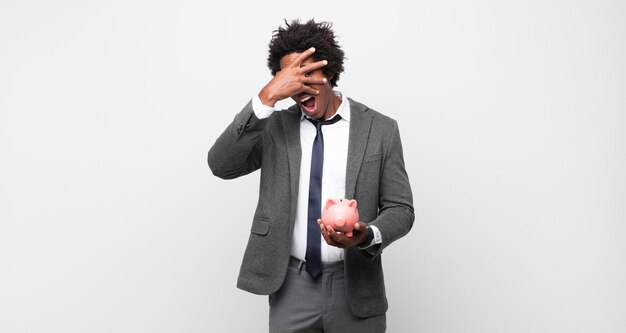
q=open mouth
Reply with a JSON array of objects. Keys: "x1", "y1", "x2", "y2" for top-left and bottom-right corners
[{"x1": 299, "y1": 95, "x2": 316, "y2": 113}]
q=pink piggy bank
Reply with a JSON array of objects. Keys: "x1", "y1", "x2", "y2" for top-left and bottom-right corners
[{"x1": 321, "y1": 198, "x2": 360, "y2": 237}]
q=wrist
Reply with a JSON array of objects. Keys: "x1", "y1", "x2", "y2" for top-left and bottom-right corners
[{"x1": 258, "y1": 89, "x2": 278, "y2": 107}]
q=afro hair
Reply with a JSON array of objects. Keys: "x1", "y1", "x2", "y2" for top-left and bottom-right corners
[{"x1": 267, "y1": 19, "x2": 345, "y2": 87}]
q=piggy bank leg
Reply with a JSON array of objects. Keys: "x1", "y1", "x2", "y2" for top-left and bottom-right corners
[{"x1": 345, "y1": 231, "x2": 353, "y2": 237}]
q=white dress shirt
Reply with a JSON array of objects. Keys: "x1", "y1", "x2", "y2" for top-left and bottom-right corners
[{"x1": 252, "y1": 92, "x2": 382, "y2": 263}]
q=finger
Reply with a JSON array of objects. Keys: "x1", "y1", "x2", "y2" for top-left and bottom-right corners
[
  {"x1": 354, "y1": 221, "x2": 368, "y2": 232},
  {"x1": 321, "y1": 225, "x2": 338, "y2": 246},
  {"x1": 291, "y1": 47, "x2": 316, "y2": 67},
  {"x1": 303, "y1": 77, "x2": 328, "y2": 85},
  {"x1": 300, "y1": 59, "x2": 328, "y2": 74},
  {"x1": 331, "y1": 234, "x2": 347, "y2": 246},
  {"x1": 320, "y1": 222, "x2": 332, "y2": 238},
  {"x1": 324, "y1": 234, "x2": 338, "y2": 247},
  {"x1": 300, "y1": 86, "x2": 320, "y2": 96},
  {"x1": 327, "y1": 230, "x2": 350, "y2": 248},
  {"x1": 327, "y1": 226, "x2": 344, "y2": 242}
]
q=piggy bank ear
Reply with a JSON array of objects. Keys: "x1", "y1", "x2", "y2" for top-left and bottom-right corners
[
  {"x1": 324, "y1": 198, "x2": 338, "y2": 210},
  {"x1": 348, "y1": 199, "x2": 358, "y2": 208}
]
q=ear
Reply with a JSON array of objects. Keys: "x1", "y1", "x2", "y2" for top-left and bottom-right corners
[
  {"x1": 325, "y1": 198, "x2": 338, "y2": 210},
  {"x1": 348, "y1": 199, "x2": 357, "y2": 208}
]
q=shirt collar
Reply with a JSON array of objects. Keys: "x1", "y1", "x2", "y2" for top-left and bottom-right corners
[{"x1": 300, "y1": 91, "x2": 351, "y2": 122}]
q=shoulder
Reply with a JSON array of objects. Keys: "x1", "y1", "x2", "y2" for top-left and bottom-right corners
[
  {"x1": 348, "y1": 98, "x2": 398, "y2": 129},
  {"x1": 267, "y1": 103, "x2": 301, "y2": 121}
]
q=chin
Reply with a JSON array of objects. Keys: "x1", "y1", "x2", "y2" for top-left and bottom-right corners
[
  {"x1": 302, "y1": 108, "x2": 320, "y2": 119},
  {"x1": 310, "y1": 112, "x2": 324, "y2": 120}
]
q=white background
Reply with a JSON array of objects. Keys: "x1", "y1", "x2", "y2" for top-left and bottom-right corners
[{"x1": 1, "y1": 0, "x2": 625, "y2": 332}]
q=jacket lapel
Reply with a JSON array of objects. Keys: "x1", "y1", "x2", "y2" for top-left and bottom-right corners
[
  {"x1": 283, "y1": 106, "x2": 302, "y2": 227},
  {"x1": 345, "y1": 98, "x2": 373, "y2": 199}
]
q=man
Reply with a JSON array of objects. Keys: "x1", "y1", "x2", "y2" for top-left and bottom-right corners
[{"x1": 208, "y1": 19, "x2": 414, "y2": 332}]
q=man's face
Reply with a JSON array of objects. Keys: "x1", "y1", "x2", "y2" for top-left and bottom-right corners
[{"x1": 279, "y1": 52, "x2": 338, "y2": 120}]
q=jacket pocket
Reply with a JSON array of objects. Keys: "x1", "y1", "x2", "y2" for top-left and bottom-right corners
[{"x1": 250, "y1": 217, "x2": 270, "y2": 236}]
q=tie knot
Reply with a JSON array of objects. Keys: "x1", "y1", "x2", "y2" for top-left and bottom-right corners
[{"x1": 307, "y1": 114, "x2": 342, "y2": 129}]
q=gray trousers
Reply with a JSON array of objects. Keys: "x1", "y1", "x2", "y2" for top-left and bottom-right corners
[{"x1": 269, "y1": 257, "x2": 386, "y2": 333}]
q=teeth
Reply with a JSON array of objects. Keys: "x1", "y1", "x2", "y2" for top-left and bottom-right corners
[{"x1": 300, "y1": 96, "x2": 312, "y2": 103}]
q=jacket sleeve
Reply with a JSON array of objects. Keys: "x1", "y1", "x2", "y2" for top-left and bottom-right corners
[
  {"x1": 365, "y1": 120, "x2": 414, "y2": 258},
  {"x1": 207, "y1": 100, "x2": 267, "y2": 179}
]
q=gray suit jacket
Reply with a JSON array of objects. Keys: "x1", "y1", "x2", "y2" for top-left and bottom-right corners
[{"x1": 208, "y1": 98, "x2": 414, "y2": 317}]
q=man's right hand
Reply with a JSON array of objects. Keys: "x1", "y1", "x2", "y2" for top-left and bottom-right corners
[{"x1": 258, "y1": 47, "x2": 329, "y2": 107}]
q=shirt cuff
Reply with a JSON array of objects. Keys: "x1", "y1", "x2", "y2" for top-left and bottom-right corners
[
  {"x1": 358, "y1": 225, "x2": 382, "y2": 249},
  {"x1": 252, "y1": 95, "x2": 275, "y2": 119}
]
